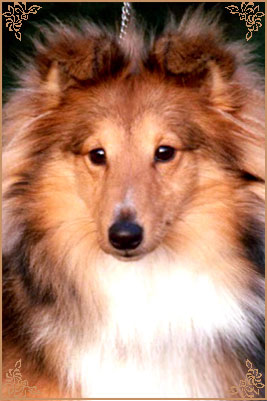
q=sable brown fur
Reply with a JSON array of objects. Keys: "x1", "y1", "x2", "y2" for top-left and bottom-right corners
[{"x1": 2, "y1": 9, "x2": 265, "y2": 398}]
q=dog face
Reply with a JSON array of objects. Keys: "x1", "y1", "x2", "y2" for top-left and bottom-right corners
[
  {"x1": 19, "y1": 73, "x2": 240, "y2": 267},
  {"x1": 26, "y1": 77, "x2": 197, "y2": 261},
  {"x1": 71, "y1": 78, "x2": 202, "y2": 260},
  {"x1": 3, "y1": 20, "x2": 264, "y2": 267}
]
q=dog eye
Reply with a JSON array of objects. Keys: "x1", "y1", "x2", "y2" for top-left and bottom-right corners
[
  {"x1": 89, "y1": 148, "x2": 106, "y2": 165},
  {"x1": 154, "y1": 146, "x2": 176, "y2": 162}
]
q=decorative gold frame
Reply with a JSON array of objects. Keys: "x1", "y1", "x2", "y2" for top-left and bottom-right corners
[
  {"x1": 225, "y1": 1, "x2": 265, "y2": 41},
  {"x1": 5, "y1": 359, "x2": 39, "y2": 398},
  {"x1": 2, "y1": 1, "x2": 42, "y2": 41}
]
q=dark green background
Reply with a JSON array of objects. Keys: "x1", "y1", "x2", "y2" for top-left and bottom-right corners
[{"x1": 3, "y1": 2, "x2": 265, "y2": 101}]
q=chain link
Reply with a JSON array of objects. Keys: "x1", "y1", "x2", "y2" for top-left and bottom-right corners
[{"x1": 119, "y1": 2, "x2": 132, "y2": 40}]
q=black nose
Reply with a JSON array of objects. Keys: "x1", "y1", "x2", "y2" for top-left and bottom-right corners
[{"x1": 109, "y1": 221, "x2": 143, "y2": 250}]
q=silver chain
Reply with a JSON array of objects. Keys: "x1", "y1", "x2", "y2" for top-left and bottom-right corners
[{"x1": 119, "y1": 2, "x2": 132, "y2": 40}]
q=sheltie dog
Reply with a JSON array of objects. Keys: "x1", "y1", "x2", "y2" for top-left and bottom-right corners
[{"x1": 2, "y1": 9, "x2": 265, "y2": 398}]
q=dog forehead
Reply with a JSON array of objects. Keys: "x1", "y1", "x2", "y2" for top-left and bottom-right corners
[
  {"x1": 91, "y1": 85, "x2": 186, "y2": 131},
  {"x1": 93, "y1": 110, "x2": 172, "y2": 144},
  {"x1": 89, "y1": 75, "x2": 185, "y2": 115}
]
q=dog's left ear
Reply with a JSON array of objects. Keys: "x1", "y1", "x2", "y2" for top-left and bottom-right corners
[
  {"x1": 150, "y1": 14, "x2": 264, "y2": 182},
  {"x1": 150, "y1": 27, "x2": 243, "y2": 112}
]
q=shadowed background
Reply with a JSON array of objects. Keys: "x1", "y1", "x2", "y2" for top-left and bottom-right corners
[{"x1": 2, "y1": 2, "x2": 265, "y2": 102}]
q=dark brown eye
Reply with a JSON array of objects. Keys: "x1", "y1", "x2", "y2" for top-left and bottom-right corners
[
  {"x1": 89, "y1": 148, "x2": 106, "y2": 165},
  {"x1": 155, "y1": 146, "x2": 176, "y2": 162}
]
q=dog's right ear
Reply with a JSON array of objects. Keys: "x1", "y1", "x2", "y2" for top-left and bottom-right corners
[{"x1": 34, "y1": 25, "x2": 127, "y2": 99}]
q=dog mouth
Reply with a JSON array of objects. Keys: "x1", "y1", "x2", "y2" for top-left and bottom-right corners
[
  {"x1": 112, "y1": 250, "x2": 145, "y2": 261},
  {"x1": 99, "y1": 238, "x2": 148, "y2": 261}
]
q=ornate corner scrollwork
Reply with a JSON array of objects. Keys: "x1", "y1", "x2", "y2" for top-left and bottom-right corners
[
  {"x1": 229, "y1": 359, "x2": 265, "y2": 398},
  {"x1": 3, "y1": 1, "x2": 42, "y2": 41},
  {"x1": 225, "y1": 1, "x2": 265, "y2": 41},
  {"x1": 5, "y1": 359, "x2": 39, "y2": 398}
]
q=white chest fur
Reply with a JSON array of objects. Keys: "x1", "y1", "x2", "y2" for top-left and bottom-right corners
[{"x1": 65, "y1": 251, "x2": 255, "y2": 397}]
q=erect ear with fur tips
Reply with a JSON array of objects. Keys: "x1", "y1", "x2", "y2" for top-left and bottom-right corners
[
  {"x1": 35, "y1": 25, "x2": 127, "y2": 101},
  {"x1": 150, "y1": 29, "x2": 244, "y2": 112}
]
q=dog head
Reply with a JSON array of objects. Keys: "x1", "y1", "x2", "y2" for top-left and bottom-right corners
[{"x1": 3, "y1": 12, "x2": 264, "y2": 264}]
